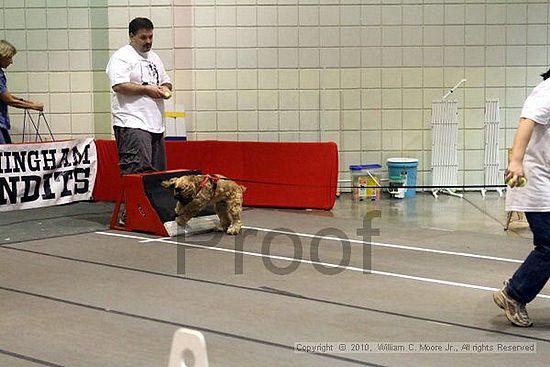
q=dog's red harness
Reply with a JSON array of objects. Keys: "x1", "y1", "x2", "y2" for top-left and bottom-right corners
[{"x1": 197, "y1": 174, "x2": 220, "y2": 195}]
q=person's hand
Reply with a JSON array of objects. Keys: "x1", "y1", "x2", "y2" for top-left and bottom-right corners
[
  {"x1": 159, "y1": 85, "x2": 172, "y2": 99},
  {"x1": 31, "y1": 101, "x2": 44, "y2": 111},
  {"x1": 505, "y1": 160, "x2": 525, "y2": 188},
  {"x1": 144, "y1": 85, "x2": 167, "y2": 99}
]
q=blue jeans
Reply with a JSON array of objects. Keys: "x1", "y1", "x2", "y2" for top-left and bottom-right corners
[{"x1": 507, "y1": 212, "x2": 550, "y2": 304}]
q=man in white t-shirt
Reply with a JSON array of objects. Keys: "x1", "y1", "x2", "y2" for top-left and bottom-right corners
[
  {"x1": 106, "y1": 17, "x2": 172, "y2": 175},
  {"x1": 493, "y1": 71, "x2": 550, "y2": 327}
]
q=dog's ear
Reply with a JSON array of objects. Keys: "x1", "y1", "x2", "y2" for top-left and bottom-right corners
[{"x1": 161, "y1": 177, "x2": 178, "y2": 189}]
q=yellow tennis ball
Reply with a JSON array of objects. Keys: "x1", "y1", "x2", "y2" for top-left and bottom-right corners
[
  {"x1": 163, "y1": 90, "x2": 172, "y2": 99},
  {"x1": 506, "y1": 177, "x2": 527, "y2": 187}
]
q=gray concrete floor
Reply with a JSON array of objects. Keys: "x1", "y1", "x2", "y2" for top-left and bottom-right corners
[{"x1": 0, "y1": 192, "x2": 548, "y2": 367}]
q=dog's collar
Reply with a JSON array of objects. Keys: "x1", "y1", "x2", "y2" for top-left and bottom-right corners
[{"x1": 197, "y1": 174, "x2": 220, "y2": 195}]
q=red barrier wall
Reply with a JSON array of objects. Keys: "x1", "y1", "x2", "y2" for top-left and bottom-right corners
[
  {"x1": 93, "y1": 140, "x2": 338, "y2": 210},
  {"x1": 94, "y1": 139, "x2": 123, "y2": 203}
]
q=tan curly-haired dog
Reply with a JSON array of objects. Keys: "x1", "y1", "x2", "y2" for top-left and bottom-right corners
[{"x1": 161, "y1": 174, "x2": 246, "y2": 235}]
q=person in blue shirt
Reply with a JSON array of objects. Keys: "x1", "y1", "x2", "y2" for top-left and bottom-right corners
[{"x1": 0, "y1": 40, "x2": 44, "y2": 144}]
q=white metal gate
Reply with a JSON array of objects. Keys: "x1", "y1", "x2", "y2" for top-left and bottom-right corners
[
  {"x1": 431, "y1": 100, "x2": 462, "y2": 198},
  {"x1": 482, "y1": 99, "x2": 503, "y2": 197}
]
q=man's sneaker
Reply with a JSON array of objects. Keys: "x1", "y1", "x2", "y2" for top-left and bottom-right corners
[{"x1": 493, "y1": 282, "x2": 533, "y2": 327}]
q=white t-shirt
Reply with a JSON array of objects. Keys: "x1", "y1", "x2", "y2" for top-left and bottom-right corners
[
  {"x1": 106, "y1": 44, "x2": 171, "y2": 133},
  {"x1": 506, "y1": 78, "x2": 550, "y2": 212}
]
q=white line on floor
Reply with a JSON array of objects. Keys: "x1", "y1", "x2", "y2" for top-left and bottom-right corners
[
  {"x1": 243, "y1": 226, "x2": 524, "y2": 264},
  {"x1": 94, "y1": 231, "x2": 550, "y2": 301}
]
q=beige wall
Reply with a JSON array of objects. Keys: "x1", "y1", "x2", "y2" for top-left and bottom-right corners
[{"x1": 2, "y1": 0, "x2": 548, "y2": 186}]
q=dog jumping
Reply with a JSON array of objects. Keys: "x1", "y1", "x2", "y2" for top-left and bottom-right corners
[{"x1": 161, "y1": 174, "x2": 246, "y2": 235}]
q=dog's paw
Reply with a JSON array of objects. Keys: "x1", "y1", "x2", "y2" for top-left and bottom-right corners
[
  {"x1": 226, "y1": 224, "x2": 242, "y2": 235},
  {"x1": 175, "y1": 216, "x2": 188, "y2": 228}
]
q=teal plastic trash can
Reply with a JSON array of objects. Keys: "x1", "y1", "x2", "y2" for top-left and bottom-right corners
[{"x1": 386, "y1": 158, "x2": 418, "y2": 198}]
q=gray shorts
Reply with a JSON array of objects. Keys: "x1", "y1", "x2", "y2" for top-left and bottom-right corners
[{"x1": 113, "y1": 126, "x2": 166, "y2": 175}]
